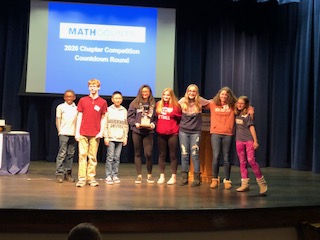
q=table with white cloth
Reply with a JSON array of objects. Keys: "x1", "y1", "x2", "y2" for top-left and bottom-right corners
[{"x1": 0, "y1": 131, "x2": 31, "y2": 175}]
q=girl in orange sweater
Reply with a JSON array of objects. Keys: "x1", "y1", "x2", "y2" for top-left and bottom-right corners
[{"x1": 208, "y1": 86, "x2": 237, "y2": 190}]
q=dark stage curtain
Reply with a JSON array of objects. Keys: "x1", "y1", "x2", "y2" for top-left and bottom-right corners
[
  {"x1": 1, "y1": 0, "x2": 319, "y2": 173},
  {"x1": 257, "y1": 0, "x2": 300, "y2": 4}
]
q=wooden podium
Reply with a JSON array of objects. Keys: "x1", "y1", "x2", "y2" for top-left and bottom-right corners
[{"x1": 189, "y1": 113, "x2": 213, "y2": 183}]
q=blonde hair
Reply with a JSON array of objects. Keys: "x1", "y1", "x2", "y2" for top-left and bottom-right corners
[
  {"x1": 156, "y1": 88, "x2": 180, "y2": 114},
  {"x1": 180, "y1": 84, "x2": 202, "y2": 112},
  {"x1": 212, "y1": 86, "x2": 237, "y2": 108},
  {"x1": 88, "y1": 79, "x2": 101, "y2": 87}
]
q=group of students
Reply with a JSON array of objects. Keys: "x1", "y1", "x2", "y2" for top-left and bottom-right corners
[{"x1": 55, "y1": 78, "x2": 267, "y2": 194}]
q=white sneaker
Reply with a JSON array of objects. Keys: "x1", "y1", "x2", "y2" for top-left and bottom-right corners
[
  {"x1": 135, "y1": 175, "x2": 142, "y2": 184},
  {"x1": 105, "y1": 176, "x2": 114, "y2": 185},
  {"x1": 157, "y1": 177, "x2": 165, "y2": 184},
  {"x1": 147, "y1": 176, "x2": 155, "y2": 184},
  {"x1": 113, "y1": 176, "x2": 121, "y2": 184},
  {"x1": 88, "y1": 179, "x2": 99, "y2": 187},
  {"x1": 167, "y1": 177, "x2": 176, "y2": 185},
  {"x1": 76, "y1": 180, "x2": 86, "y2": 187}
]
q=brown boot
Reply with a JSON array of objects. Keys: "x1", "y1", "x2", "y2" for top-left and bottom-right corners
[
  {"x1": 210, "y1": 177, "x2": 220, "y2": 189},
  {"x1": 223, "y1": 179, "x2": 232, "y2": 190},
  {"x1": 236, "y1": 178, "x2": 250, "y2": 192},
  {"x1": 191, "y1": 172, "x2": 201, "y2": 187},
  {"x1": 179, "y1": 172, "x2": 188, "y2": 186},
  {"x1": 256, "y1": 176, "x2": 267, "y2": 195},
  {"x1": 65, "y1": 170, "x2": 75, "y2": 183}
]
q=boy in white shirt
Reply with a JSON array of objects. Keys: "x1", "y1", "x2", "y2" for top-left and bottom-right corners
[{"x1": 55, "y1": 90, "x2": 78, "y2": 183}]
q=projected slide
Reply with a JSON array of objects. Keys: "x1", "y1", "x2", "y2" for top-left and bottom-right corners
[{"x1": 26, "y1": 1, "x2": 176, "y2": 97}]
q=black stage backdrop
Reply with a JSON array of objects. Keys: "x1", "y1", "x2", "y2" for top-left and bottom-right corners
[{"x1": 1, "y1": 0, "x2": 320, "y2": 173}]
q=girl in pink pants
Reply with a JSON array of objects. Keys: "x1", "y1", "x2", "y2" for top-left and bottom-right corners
[{"x1": 235, "y1": 96, "x2": 267, "y2": 195}]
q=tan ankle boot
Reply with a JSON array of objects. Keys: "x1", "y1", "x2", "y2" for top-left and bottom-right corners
[
  {"x1": 210, "y1": 177, "x2": 220, "y2": 189},
  {"x1": 256, "y1": 176, "x2": 268, "y2": 195},
  {"x1": 236, "y1": 178, "x2": 250, "y2": 192},
  {"x1": 223, "y1": 179, "x2": 232, "y2": 190}
]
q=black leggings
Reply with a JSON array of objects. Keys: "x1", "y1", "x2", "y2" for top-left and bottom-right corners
[
  {"x1": 132, "y1": 132, "x2": 154, "y2": 175},
  {"x1": 157, "y1": 134, "x2": 179, "y2": 174}
]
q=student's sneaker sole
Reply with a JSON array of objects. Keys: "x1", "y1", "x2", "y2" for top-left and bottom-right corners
[
  {"x1": 76, "y1": 180, "x2": 86, "y2": 187},
  {"x1": 157, "y1": 178, "x2": 165, "y2": 184},
  {"x1": 113, "y1": 177, "x2": 121, "y2": 184},
  {"x1": 105, "y1": 177, "x2": 114, "y2": 185},
  {"x1": 147, "y1": 178, "x2": 155, "y2": 184},
  {"x1": 167, "y1": 178, "x2": 176, "y2": 185},
  {"x1": 88, "y1": 180, "x2": 99, "y2": 187},
  {"x1": 135, "y1": 176, "x2": 142, "y2": 184},
  {"x1": 105, "y1": 180, "x2": 114, "y2": 185}
]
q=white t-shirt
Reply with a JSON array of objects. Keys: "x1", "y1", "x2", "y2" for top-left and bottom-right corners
[{"x1": 56, "y1": 102, "x2": 78, "y2": 136}]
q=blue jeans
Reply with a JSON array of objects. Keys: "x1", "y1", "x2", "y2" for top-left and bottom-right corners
[
  {"x1": 179, "y1": 131, "x2": 201, "y2": 173},
  {"x1": 55, "y1": 135, "x2": 76, "y2": 175},
  {"x1": 211, "y1": 134, "x2": 233, "y2": 179},
  {"x1": 105, "y1": 141, "x2": 123, "y2": 177}
]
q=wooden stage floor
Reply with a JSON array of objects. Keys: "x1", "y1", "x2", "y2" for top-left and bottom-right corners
[{"x1": 0, "y1": 161, "x2": 320, "y2": 237}]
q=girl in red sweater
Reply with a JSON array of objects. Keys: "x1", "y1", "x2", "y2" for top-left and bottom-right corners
[{"x1": 155, "y1": 88, "x2": 182, "y2": 184}]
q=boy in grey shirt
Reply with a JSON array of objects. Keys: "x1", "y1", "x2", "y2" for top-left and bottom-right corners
[{"x1": 104, "y1": 91, "x2": 129, "y2": 184}]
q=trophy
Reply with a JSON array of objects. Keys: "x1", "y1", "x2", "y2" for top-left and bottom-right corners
[{"x1": 140, "y1": 104, "x2": 152, "y2": 128}]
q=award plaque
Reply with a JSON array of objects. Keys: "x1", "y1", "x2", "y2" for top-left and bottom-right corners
[
  {"x1": 140, "y1": 104, "x2": 152, "y2": 128},
  {"x1": 140, "y1": 116, "x2": 151, "y2": 127}
]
